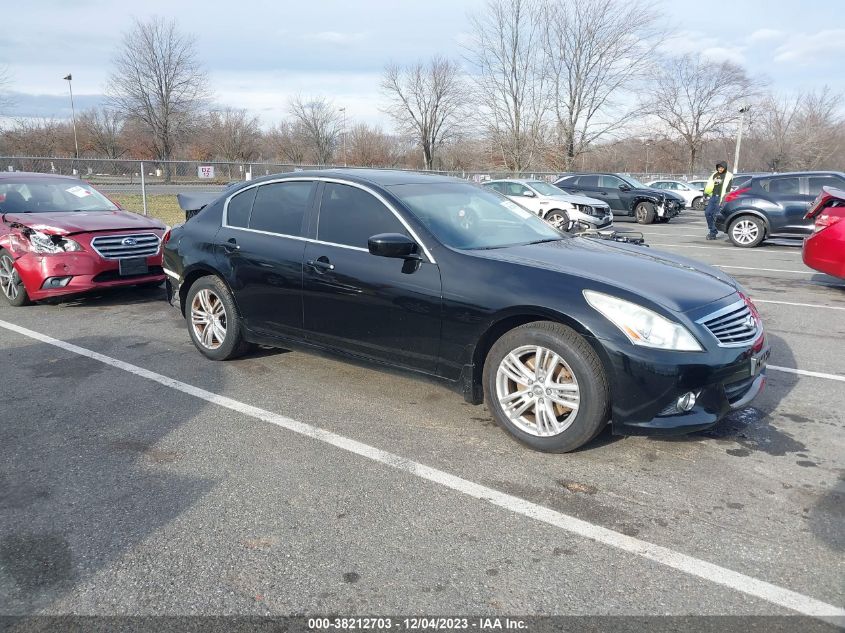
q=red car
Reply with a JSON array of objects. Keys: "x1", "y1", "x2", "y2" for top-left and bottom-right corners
[
  {"x1": 802, "y1": 186, "x2": 845, "y2": 280},
  {"x1": 0, "y1": 172, "x2": 167, "y2": 306}
]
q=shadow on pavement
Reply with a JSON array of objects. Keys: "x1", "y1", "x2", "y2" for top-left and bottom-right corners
[{"x1": 0, "y1": 334, "x2": 223, "y2": 614}]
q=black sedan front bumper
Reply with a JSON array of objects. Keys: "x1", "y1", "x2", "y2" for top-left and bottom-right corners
[{"x1": 591, "y1": 332, "x2": 770, "y2": 436}]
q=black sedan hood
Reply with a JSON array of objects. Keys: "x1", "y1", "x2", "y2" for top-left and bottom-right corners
[{"x1": 472, "y1": 237, "x2": 738, "y2": 313}]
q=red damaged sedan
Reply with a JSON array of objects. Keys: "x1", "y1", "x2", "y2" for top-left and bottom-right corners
[
  {"x1": 802, "y1": 186, "x2": 845, "y2": 280},
  {"x1": 0, "y1": 172, "x2": 167, "y2": 306}
]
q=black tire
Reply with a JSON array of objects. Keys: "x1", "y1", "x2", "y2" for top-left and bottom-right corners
[
  {"x1": 184, "y1": 276, "x2": 252, "y2": 360},
  {"x1": 482, "y1": 321, "x2": 609, "y2": 453},
  {"x1": 728, "y1": 215, "x2": 765, "y2": 248},
  {"x1": 692, "y1": 196, "x2": 705, "y2": 211},
  {"x1": 0, "y1": 248, "x2": 31, "y2": 307},
  {"x1": 544, "y1": 209, "x2": 570, "y2": 230},
  {"x1": 635, "y1": 202, "x2": 656, "y2": 224}
]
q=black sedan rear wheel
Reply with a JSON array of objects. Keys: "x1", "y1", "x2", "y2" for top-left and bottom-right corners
[
  {"x1": 635, "y1": 202, "x2": 656, "y2": 224},
  {"x1": 185, "y1": 276, "x2": 252, "y2": 360},
  {"x1": 483, "y1": 321, "x2": 609, "y2": 452}
]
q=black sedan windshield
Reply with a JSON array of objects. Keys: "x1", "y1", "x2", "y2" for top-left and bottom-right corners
[
  {"x1": 390, "y1": 182, "x2": 563, "y2": 249},
  {"x1": 0, "y1": 179, "x2": 119, "y2": 213}
]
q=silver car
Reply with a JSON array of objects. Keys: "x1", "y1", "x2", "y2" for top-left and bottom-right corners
[{"x1": 483, "y1": 179, "x2": 613, "y2": 230}]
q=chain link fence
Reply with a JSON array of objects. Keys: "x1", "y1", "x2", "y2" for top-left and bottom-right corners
[{"x1": 0, "y1": 156, "x2": 701, "y2": 226}]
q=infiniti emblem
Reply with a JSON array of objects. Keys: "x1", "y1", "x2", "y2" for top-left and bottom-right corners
[
  {"x1": 744, "y1": 314, "x2": 755, "y2": 329},
  {"x1": 122, "y1": 237, "x2": 138, "y2": 246}
]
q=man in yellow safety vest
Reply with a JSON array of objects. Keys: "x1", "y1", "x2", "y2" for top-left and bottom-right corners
[{"x1": 703, "y1": 161, "x2": 733, "y2": 240}]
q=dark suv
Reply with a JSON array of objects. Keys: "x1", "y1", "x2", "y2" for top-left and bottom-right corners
[
  {"x1": 554, "y1": 173, "x2": 685, "y2": 224},
  {"x1": 716, "y1": 171, "x2": 845, "y2": 247}
]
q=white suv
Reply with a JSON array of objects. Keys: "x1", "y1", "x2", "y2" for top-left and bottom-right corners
[{"x1": 483, "y1": 179, "x2": 613, "y2": 230}]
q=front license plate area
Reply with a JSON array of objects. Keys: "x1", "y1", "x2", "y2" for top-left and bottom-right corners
[
  {"x1": 119, "y1": 257, "x2": 149, "y2": 276},
  {"x1": 750, "y1": 349, "x2": 770, "y2": 376}
]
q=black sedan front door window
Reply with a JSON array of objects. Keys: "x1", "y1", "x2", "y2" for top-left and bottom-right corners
[{"x1": 302, "y1": 182, "x2": 443, "y2": 373}]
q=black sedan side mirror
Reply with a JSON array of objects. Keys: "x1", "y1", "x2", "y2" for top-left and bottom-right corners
[
  {"x1": 619, "y1": 184, "x2": 631, "y2": 191},
  {"x1": 368, "y1": 233, "x2": 420, "y2": 259}
]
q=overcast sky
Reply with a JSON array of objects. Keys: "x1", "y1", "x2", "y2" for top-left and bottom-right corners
[{"x1": 1, "y1": 0, "x2": 843, "y2": 131}]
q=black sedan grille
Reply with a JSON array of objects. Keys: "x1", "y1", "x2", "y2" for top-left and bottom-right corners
[
  {"x1": 91, "y1": 233, "x2": 161, "y2": 260},
  {"x1": 724, "y1": 375, "x2": 757, "y2": 405},
  {"x1": 699, "y1": 301, "x2": 759, "y2": 346}
]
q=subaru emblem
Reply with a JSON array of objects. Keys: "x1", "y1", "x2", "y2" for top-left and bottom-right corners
[{"x1": 122, "y1": 237, "x2": 138, "y2": 246}]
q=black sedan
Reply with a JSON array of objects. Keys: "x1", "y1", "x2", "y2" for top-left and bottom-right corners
[{"x1": 163, "y1": 170, "x2": 769, "y2": 452}]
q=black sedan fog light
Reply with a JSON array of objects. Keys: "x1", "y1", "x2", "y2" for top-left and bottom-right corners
[
  {"x1": 41, "y1": 276, "x2": 72, "y2": 289},
  {"x1": 677, "y1": 391, "x2": 697, "y2": 412}
]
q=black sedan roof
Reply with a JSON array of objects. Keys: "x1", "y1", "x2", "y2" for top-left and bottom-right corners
[{"x1": 245, "y1": 168, "x2": 462, "y2": 189}]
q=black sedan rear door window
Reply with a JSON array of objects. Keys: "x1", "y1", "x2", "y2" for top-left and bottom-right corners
[
  {"x1": 248, "y1": 181, "x2": 314, "y2": 236},
  {"x1": 226, "y1": 187, "x2": 257, "y2": 228},
  {"x1": 317, "y1": 183, "x2": 407, "y2": 249}
]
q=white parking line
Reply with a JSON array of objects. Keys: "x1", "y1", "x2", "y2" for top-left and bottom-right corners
[
  {"x1": 714, "y1": 265, "x2": 813, "y2": 274},
  {"x1": 646, "y1": 243, "x2": 801, "y2": 255},
  {"x1": 769, "y1": 365, "x2": 845, "y2": 383},
  {"x1": 0, "y1": 318, "x2": 842, "y2": 621},
  {"x1": 755, "y1": 299, "x2": 845, "y2": 311}
]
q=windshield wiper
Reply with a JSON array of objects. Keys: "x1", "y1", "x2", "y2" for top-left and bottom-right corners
[{"x1": 524, "y1": 238, "x2": 562, "y2": 245}]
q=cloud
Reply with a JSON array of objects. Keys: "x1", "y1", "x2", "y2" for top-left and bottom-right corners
[
  {"x1": 660, "y1": 31, "x2": 747, "y2": 65},
  {"x1": 749, "y1": 28, "x2": 782, "y2": 42},
  {"x1": 774, "y1": 29, "x2": 845, "y2": 64},
  {"x1": 302, "y1": 31, "x2": 367, "y2": 44}
]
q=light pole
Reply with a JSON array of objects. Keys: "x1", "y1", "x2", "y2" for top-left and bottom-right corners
[
  {"x1": 63, "y1": 74, "x2": 80, "y2": 173},
  {"x1": 338, "y1": 107, "x2": 347, "y2": 167},
  {"x1": 733, "y1": 105, "x2": 750, "y2": 174}
]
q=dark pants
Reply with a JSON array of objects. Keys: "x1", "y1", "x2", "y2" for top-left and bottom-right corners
[{"x1": 705, "y1": 194, "x2": 721, "y2": 234}]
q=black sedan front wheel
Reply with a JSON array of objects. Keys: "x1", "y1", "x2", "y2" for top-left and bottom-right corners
[{"x1": 483, "y1": 322, "x2": 609, "y2": 452}]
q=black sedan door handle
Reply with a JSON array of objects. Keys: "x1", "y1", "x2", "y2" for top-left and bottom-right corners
[
  {"x1": 307, "y1": 256, "x2": 334, "y2": 272},
  {"x1": 222, "y1": 238, "x2": 240, "y2": 252}
]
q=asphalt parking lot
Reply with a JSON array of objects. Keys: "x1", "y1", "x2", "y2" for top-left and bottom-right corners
[{"x1": 0, "y1": 212, "x2": 843, "y2": 625}]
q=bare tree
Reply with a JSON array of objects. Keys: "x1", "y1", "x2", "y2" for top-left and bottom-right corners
[
  {"x1": 790, "y1": 87, "x2": 844, "y2": 170},
  {"x1": 78, "y1": 107, "x2": 127, "y2": 159},
  {"x1": 287, "y1": 96, "x2": 342, "y2": 165},
  {"x1": 381, "y1": 57, "x2": 465, "y2": 170},
  {"x1": 266, "y1": 120, "x2": 310, "y2": 164},
  {"x1": 754, "y1": 93, "x2": 802, "y2": 171},
  {"x1": 347, "y1": 123, "x2": 404, "y2": 167},
  {"x1": 208, "y1": 107, "x2": 261, "y2": 163},
  {"x1": 465, "y1": 0, "x2": 547, "y2": 172},
  {"x1": 106, "y1": 16, "x2": 210, "y2": 180},
  {"x1": 646, "y1": 54, "x2": 755, "y2": 173},
  {"x1": 542, "y1": 0, "x2": 662, "y2": 170}
]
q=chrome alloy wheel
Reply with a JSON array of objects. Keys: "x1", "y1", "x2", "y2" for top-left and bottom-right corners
[
  {"x1": 0, "y1": 255, "x2": 20, "y2": 301},
  {"x1": 732, "y1": 219, "x2": 759, "y2": 245},
  {"x1": 495, "y1": 344, "x2": 580, "y2": 437},
  {"x1": 190, "y1": 288, "x2": 227, "y2": 350}
]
